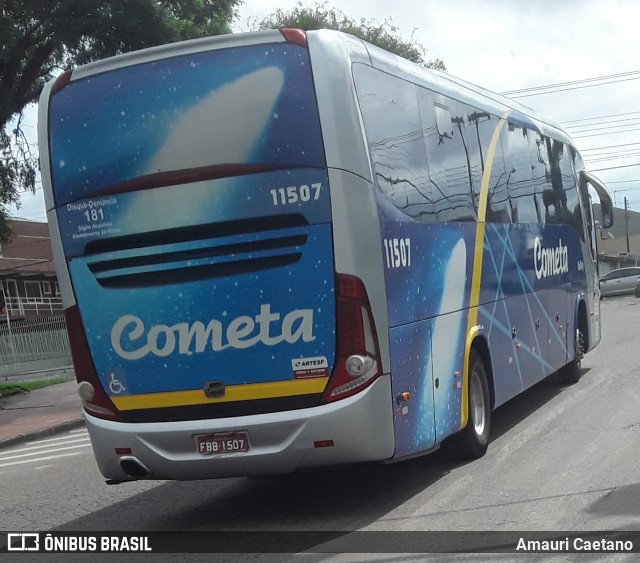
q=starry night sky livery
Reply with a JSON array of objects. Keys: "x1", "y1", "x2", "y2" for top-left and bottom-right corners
[
  {"x1": 50, "y1": 46, "x2": 334, "y2": 398},
  {"x1": 377, "y1": 191, "x2": 588, "y2": 459}
]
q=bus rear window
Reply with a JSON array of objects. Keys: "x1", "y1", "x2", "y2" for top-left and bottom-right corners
[{"x1": 48, "y1": 43, "x2": 325, "y2": 205}]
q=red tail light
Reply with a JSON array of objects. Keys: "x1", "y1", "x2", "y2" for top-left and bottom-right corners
[
  {"x1": 65, "y1": 306, "x2": 121, "y2": 421},
  {"x1": 281, "y1": 28, "x2": 307, "y2": 47},
  {"x1": 51, "y1": 69, "x2": 72, "y2": 96},
  {"x1": 322, "y1": 275, "x2": 381, "y2": 403}
]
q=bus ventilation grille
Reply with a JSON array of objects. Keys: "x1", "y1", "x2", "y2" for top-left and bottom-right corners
[{"x1": 83, "y1": 217, "x2": 309, "y2": 289}]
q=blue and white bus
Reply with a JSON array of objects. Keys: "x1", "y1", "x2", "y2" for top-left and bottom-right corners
[{"x1": 39, "y1": 28, "x2": 613, "y2": 482}]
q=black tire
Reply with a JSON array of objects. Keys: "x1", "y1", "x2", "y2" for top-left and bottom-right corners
[
  {"x1": 449, "y1": 348, "x2": 491, "y2": 459},
  {"x1": 558, "y1": 327, "x2": 584, "y2": 385}
]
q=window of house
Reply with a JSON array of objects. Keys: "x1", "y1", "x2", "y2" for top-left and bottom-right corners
[{"x1": 25, "y1": 281, "x2": 42, "y2": 299}]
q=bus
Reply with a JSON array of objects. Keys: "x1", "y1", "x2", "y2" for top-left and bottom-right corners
[{"x1": 38, "y1": 28, "x2": 613, "y2": 482}]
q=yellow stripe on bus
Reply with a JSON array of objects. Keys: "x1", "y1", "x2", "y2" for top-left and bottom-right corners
[
  {"x1": 461, "y1": 110, "x2": 512, "y2": 430},
  {"x1": 111, "y1": 377, "x2": 329, "y2": 411}
]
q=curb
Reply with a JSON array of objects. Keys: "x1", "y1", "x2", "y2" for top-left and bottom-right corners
[{"x1": 0, "y1": 418, "x2": 86, "y2": 451}]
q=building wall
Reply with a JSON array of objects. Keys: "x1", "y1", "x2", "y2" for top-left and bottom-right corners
[
  {"x1": 593, "y1": 205, "x2": 640, "y2": 275},
  {"x1": 0, "y1": 219, "x2": 61, "y2": 318}
]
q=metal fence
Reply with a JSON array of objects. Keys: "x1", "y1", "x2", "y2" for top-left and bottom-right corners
[
  {"x1": 4, "y1": 295, "x2": 64, "y2": 317},
  {"x1": 0, "y1": 315, "x2": 72, "y2": 378}
]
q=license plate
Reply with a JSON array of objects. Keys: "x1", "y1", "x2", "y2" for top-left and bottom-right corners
[{"x1": 195, "y1": 432, "x2": 250, "y2": 455}]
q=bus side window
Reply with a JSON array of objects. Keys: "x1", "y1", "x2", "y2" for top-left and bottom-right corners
[
  {"x1": 579, "y1": 177, "x2": 597, "y2": 262},
  {"x1": 544, "y1": 138, "x2": 585, "y2": 239},
  {"x1": 559, "y1": 145, "x2": 585, "y2": 241},
  {"x1": 419, "y1": 91, "x2": 476, "y2": 222},
  {"x1": 353, "y1": 65, "x2": 434, "y2": 221},
  {"x1": 464, "y1": 108, "x2": 510, "y2": 223},
  {"x1": 529, "y1": 132, "x2": 549, "y2": 224},
  {"x1": 502, "y1": 123, "x2": 537, "y2": 224}
]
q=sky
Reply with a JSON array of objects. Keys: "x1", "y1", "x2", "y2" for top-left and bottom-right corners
[{"x1": 10, "y1": 0, "x2": 640, "y2": 221}]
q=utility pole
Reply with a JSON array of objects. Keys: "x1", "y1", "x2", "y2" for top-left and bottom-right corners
[{"x1": 625, "y1": 197, "x2": 630, "y2": 254}]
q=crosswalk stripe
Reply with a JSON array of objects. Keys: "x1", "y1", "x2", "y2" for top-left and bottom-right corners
[
  {"x1": 0, "y1": 451, "x2": 86, "y2": 469},
  {"x1": 1, "y1": 437, "x2": 91, "y2": 457},
  {"x1": 30, "y1": 431, "x2": 89, "y2": 445},
  {"x1": 0, "y1": 443, "x2": 92, "y2": 463}
]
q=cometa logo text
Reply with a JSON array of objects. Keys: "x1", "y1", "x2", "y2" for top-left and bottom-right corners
[
  {"x1": 534, "y1": 236, "x2": 569, "y2": 280},
  {"x1": 111, "y1": 305, "x2": 315, "y2": 361}
]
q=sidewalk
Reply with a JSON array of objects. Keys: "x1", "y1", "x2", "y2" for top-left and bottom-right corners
[{"x1": 0, "y1": 376, "x2": 85, "y2": 449}]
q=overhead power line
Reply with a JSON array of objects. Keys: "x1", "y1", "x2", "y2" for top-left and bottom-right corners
[
  {"x1": 561, "y1": 111, "x2": 640, "y2": 125},
  {"x1": 584, "y1": 152, "x2": 640, "y2": 164},
  {"x1": 583, "y1": 145, "x2": 640, "y2": 156},
  {"x1": 568, "y1": 124, "x2": 640, "y2": 137},
  {"x1": 581, "y1": 142, "x2": 640, "y2": 152},
  {"x1": 502, "y1": 69, "x2": 640, "y2": 94},
  {"x1": 587, "y1": 163, "x2": 640, "y2": 172},
  {"x1": 565, "y1": 117, "x2": 640, "y2": 132},
  {"x1": 501, "y1": 70, "x2": 640, "y2": 98},
  {"x1": 605, "y1": 178, "x2": 640, "y2": 184},
  {"x1": 572, "y1": 126, "x2": 640, "y2": 139}
]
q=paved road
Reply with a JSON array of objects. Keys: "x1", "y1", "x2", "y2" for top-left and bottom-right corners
[{"x1": 1, "y1": 297, "x2": 639, "y2": 562}]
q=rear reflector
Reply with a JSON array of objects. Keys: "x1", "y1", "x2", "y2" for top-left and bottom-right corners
[{"x1": 314, "y1": 440, "x2": 335, "y2": 448}]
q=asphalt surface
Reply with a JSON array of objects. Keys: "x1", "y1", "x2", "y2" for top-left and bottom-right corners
[{"x1": 0, "y1": 375, "x2": 84, "y2": 449}]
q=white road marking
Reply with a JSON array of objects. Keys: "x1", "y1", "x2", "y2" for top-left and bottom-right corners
[
  {"x1": 0, "y1": 443, "x2": 92, "y2": 463},
  {"x1": 0, "y1": 451, "x2": 85, "y2": 468}
]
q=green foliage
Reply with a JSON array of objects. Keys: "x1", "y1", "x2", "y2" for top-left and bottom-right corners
[
  {"x1": 0, "y1": 376, "x2": 71, "y2": 397},
  {"x1": 255, "y1": 2, "x2": 446, "y2": 70},
  {"x1": 0, "y1": 0, "x2": 241, "y2": 241}
]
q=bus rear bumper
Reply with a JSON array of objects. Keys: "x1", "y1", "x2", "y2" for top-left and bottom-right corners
[{"x1": 85, "y1": 376, "x2": 394, "y2": 481}]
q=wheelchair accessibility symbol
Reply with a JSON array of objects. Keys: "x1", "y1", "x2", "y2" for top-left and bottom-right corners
[{"x1": 109, "y1": 373, "x2": 126, "y2": 394}]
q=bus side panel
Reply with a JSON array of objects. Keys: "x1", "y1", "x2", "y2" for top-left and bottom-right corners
[
  {"x1": 548, "y1": 284, "x2": 569, "y2": 369},
  {"x1": 431, "y1": 309, "x2": 466, "y2": 443},
  {"x1": 376, "y1": 194, "x2": 473, "y2": 457},
  {"x1": 479, "y1": 224, "x2": 552, "y2": 405},
  {"x1": 479, "y1": 223, "x2": 585, "y2": 406},
  {"x1": 389, "y1": 320, "x2": 435, "y2": 457},
  {"x1": 479, "y1": 292, "x2": 549, "y2": 407}
]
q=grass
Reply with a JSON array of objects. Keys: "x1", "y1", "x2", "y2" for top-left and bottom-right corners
[{"x1": 0, "y1": 377, "x2": 71, "y2": 398}]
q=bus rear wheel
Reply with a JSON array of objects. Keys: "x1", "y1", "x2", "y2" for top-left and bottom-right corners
[{"x1": 449, "y1": 348, "x2": 491, "y2": 459}]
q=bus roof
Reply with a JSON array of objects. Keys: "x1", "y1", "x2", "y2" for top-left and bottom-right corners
[
  {"x1": 59, "y1": 27, "x2": 576, "y2": 150},
  {"x1": 328, "y1": 30, "x2": 575, "y2": 148}
]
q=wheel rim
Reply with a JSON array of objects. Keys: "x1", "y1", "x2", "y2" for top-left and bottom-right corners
[
  {"x1": 469, "y1": 370, "x2": 486, "y2": 436},
  {"x1": 576, "y1": 328, "x2": 584, "y2": 361}
]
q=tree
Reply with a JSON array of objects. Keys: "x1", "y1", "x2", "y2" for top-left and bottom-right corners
[
  {"x1": 255, "y1": 2, "x2": 446, "y2": 70},
  {"x1": 0, "y1": 0, "x2": 242, "y2": 241}
]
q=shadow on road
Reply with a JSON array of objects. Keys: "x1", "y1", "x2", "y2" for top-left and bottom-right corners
[
  {"x1": 53, "y1": 370, "x2": 577, "y2": 538},
  {"x1": 489, "y1": 368, "x2": 586, "y2": 442},
  {"x1": 587, "y1": 481, "x2": 640, "y2": 519}
]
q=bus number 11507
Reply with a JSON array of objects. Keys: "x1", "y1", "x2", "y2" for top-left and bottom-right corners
[
  {"x1": 270, "y1": 183, "x2": 322, "y2": 206},
  {"x1": 383, "y1": 238, "x2": 411, "y2": 269}
]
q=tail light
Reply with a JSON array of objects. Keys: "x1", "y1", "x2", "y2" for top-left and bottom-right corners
[
  {"x1": 322, "y1": 275, "x2": 381, "y2": 403},
  {"x1": 65, "y1": 305, "x2": 121, "y2": 421},
  {"x1": 280, "y1": 28, "x2": 307, "y2": 47},
  {"x1": 51, "y1": 69, "x2": 72, "y2": 96}
]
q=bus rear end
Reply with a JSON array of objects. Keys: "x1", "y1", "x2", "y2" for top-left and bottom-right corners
[{"x1": 39, "y1": 30, "x2": 394, "y2": 481}]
